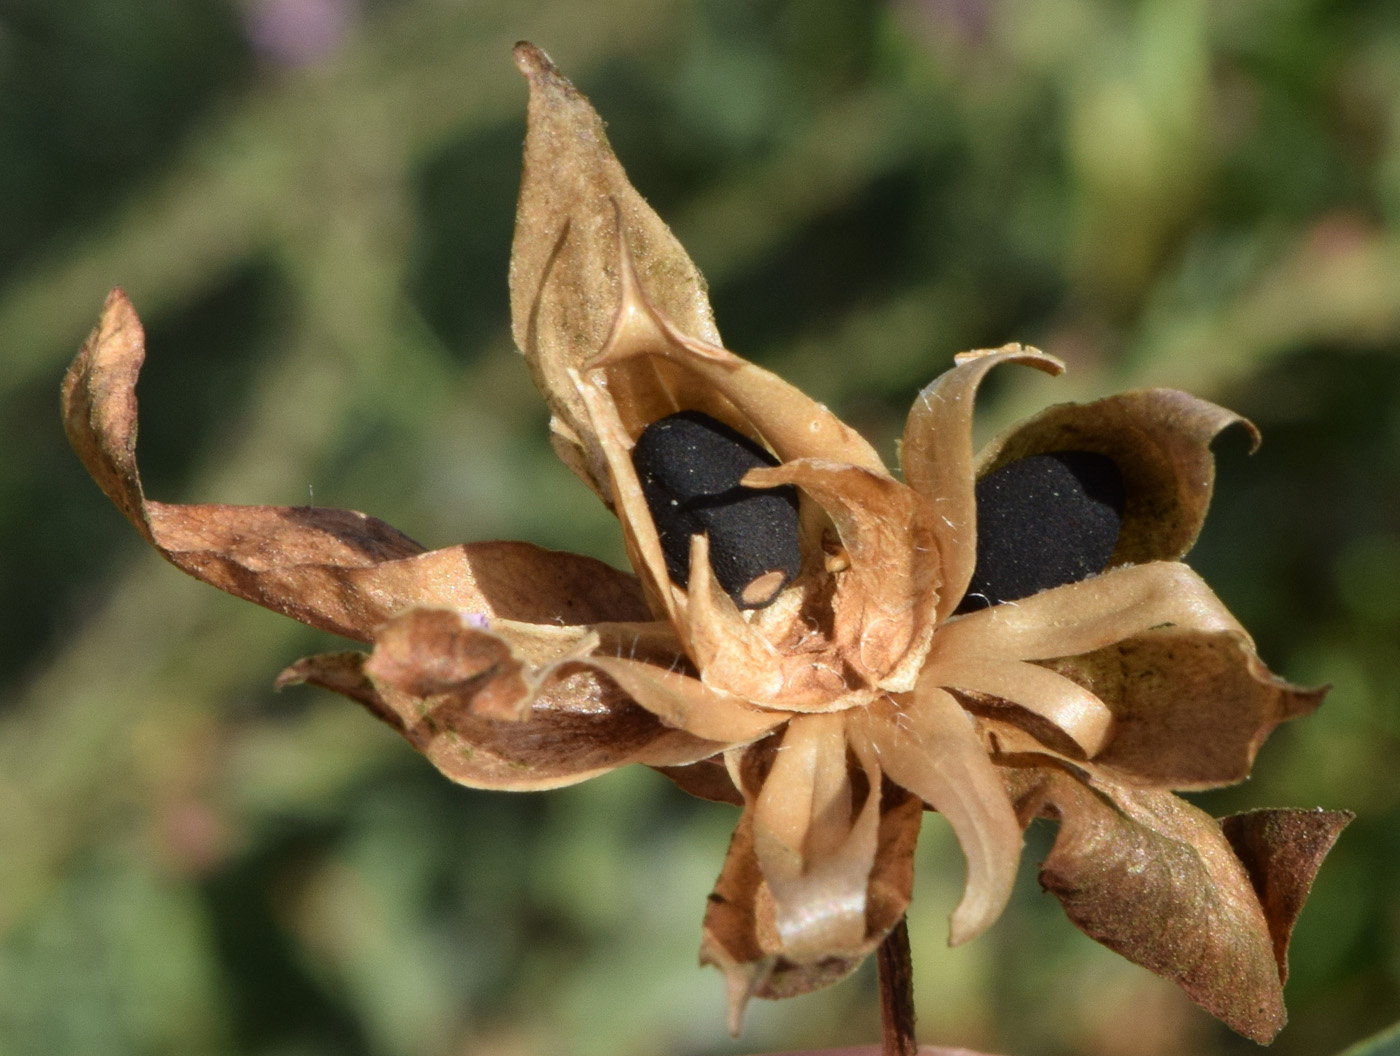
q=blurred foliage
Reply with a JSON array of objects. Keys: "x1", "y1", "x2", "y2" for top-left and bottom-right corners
[
  {"x1": 3, "y1": 0, "x2": 1400, "y2": 1053},
  {"x1": 1340, "y1": 1020, "x2": 1400, "y2": 1056}
]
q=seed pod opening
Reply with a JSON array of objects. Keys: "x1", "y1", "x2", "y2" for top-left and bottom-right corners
[
  {"x1": 958, "y1": 450, "x2": 1125, "y2": 612},
  {"x1": 631, "y1": 411, "x2": 802, "y2": 609}
]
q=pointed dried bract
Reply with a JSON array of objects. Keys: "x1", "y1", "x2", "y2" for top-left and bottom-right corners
[
  {"x1": 1034, "y1": 770, "x2": 1288, "y2": 1043},
  {"x1": 510, "y1": 42, "x2": 725, "y2": 502},
  {"x1": 63, "y1": 41, "x2": 1342, "y2": 1044},
  {"x1": 1221, "y1": 808, "x2": 1353, "y2": 984}
]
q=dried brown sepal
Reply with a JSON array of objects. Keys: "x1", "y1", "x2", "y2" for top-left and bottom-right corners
[
  {"x1": 365, "y1": 608, "x2": 545, "y2": 721},
  {"x1": 1029, "y1": 767, "x2": 1287, "y2": 1044},
  {"x1": 1221, "y1": 808, "x2": 1353, "y2": 984},
  {"x1": 701, "y1": 760, "x2": 922, "y2": 1034},
  {"x1": 280, "y1": 649, "x2": 724, "y2": 790},
  {"x1": 1039, "y1": 628, "x2": 1327, "y2": 790},
  {"x1": 510, "y1": 42, "x2": 724, "y2": 498},
  {"x1": 751, "y1": 715, "x2": 882, "y2": 962},
  {"x1": 652, "y1": 756, "x2": 744, "y2": 806},
  {"x1": 61, "y1": 291, "x2": 650, "y2": 642},
  {"x1": 976, "y1": 388, "x2": 1258, "y2": 566}
]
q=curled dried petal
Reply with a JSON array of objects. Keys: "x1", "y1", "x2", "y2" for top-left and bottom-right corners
[
  {"x1": 682, "y1": 533, "x2": 875, "y2": 712},
  {"x1": 751, "y1": 714, "x2": 881, "y2": 961},
  {"x1": 901, "y1": 346, "x2": 1065, "y2": 622},
  {"x1": 682, "y1": 533, "x2": 803, "y2": 703},
  {"x1": 849, "y1": 687, "x2": 1022, "y2": 945},
  {"x1": 745, "y1": 460, "x2": 939, "y2": 691},
  {"x1": 934, "y1": 561, "x2": 1244, "y2": 664},
  {"x1": 923, "y1": 654, "x2": 1113, "y2": 758},
  {"x1": 700, "y1": 755, "x2": 922, "y2": 1033}
]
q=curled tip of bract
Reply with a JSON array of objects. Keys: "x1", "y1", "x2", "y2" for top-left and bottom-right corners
[
  {"x1": 512, "y1": 40, "x2": 554, "y2": 78},
  {"x1": 951, "y1": 342, "x2": 1066, "y2": 373},
  {"x1": 902, "y1": 344, "x2": 1066, "y2": 621},
  {"x1": 61, "y1": 287, "x2": 154, "y2": 541},
  {"x1": 1221, "y1": 807, "x2": 1354, "y2": 985}
]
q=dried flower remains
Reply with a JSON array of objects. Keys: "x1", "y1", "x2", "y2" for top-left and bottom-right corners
[{"x1": 62, "y1": 42, "x2": 1348, "y2": 1045}]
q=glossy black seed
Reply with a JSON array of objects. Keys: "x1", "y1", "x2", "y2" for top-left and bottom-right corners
[
  {"x1": 957, "y1": 450, "x2": 1125, "y2": 613},
  {"x1": 631, "y1": 411, "x2": 801, "y2": 609}
]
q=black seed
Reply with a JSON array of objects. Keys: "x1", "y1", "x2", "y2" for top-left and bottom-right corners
[
  {"x1": 957, "y1": 451, "x2": 1125, "y2": 613},
  {"x1": 631, "y1": 411, "x2": 801, "y2": 609}
]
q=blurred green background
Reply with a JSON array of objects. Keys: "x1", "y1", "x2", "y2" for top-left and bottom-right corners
[{"x1": 3, "y1": 0, "x2": 1400, "y2": 1053}]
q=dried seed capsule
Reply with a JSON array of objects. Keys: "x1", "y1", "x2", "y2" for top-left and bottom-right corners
[
  {"x1": 631, "y1": 411, "x2": 801, "y2": 609},
  {"x1": 958, "y1": 450, "x2": 1125, "y2": 613}
]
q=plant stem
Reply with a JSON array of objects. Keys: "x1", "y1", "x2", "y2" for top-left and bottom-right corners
[{"x1": 877, "y1": 915, "x2": 917, "y2": 1056}]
